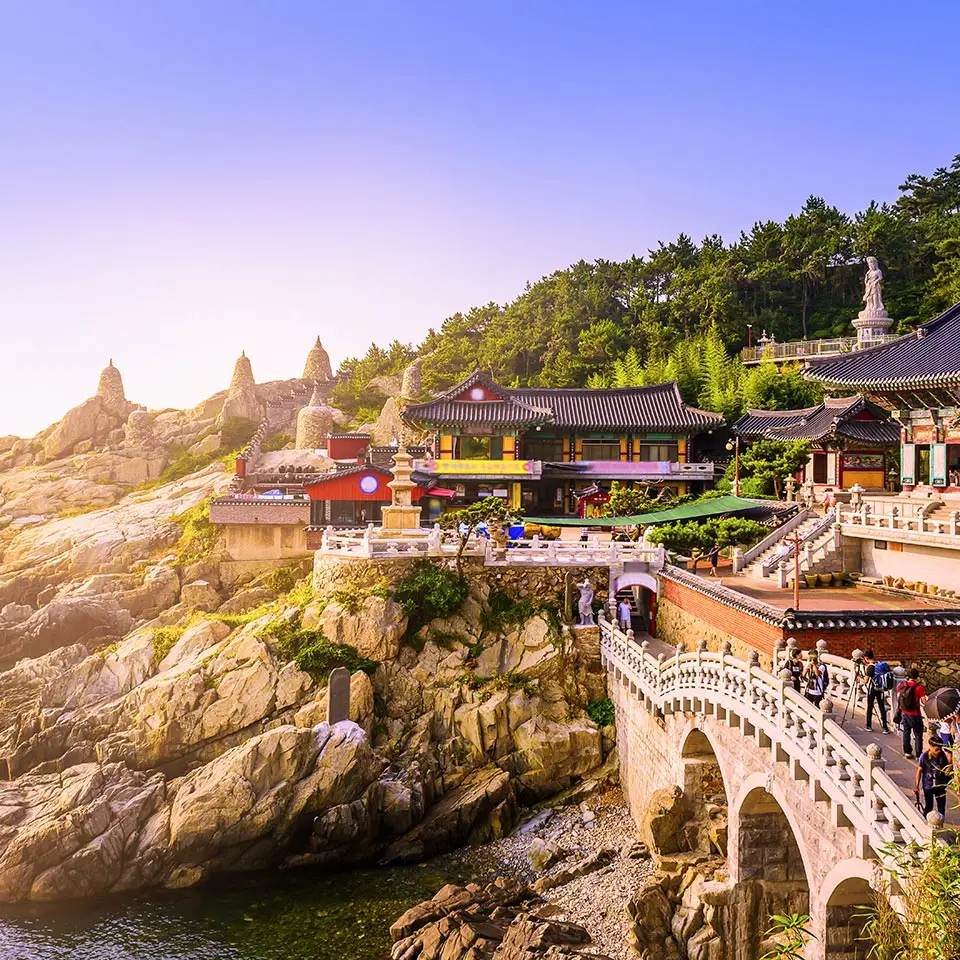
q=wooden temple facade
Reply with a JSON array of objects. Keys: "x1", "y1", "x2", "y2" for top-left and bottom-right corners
[
  {"x1": 807, "y1": 302, "x2": 960, "y2": 494},
  {"x1": 732, "y1": 394, "x2": 899, "y2": 491}
]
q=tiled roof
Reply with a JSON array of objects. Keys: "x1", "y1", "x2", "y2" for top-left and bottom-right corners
[
  {"x1": 805, "y1": 301, "x2": 960, "y2": 389},
  {"x1": 403, "y1": 370, "x2": 724, "y2": 432},
  {"x1": 733, "y1": 395, "x2": 898, "y2": 446}
]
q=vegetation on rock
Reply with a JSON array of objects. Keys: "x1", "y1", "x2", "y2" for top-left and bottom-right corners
[
  {"x1": 393, "y1": 560, "x2": 468, "y2": 636},
  {"x1": 150, "y1": 626, "x2": 186, "y2": 662},
  {"x1": 260, "y1": 613, "x2": 377, "y2": 681},
  {"x1": 586, "y1": 697, "x2": 615, "y2": 728},
  {"x1": 171, "y1": 499, "x2": 221, "y2": 564}
]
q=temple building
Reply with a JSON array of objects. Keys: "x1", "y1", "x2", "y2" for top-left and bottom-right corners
[
  {"x1": 806, "y1": 301, "x2": 960, "y2": 493},
  {"x1": 732, "y1": 395, "x2": 899, "y2": 491},
  {"x1": 402, "y1": 370, "x2": 723, "y2": 514}
]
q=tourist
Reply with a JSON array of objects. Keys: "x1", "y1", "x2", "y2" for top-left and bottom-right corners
[
  {"x1": 862, "y1": 648, "x2": 892, "y2": 734},
  {"x1": 803, "y1": 652, "x2": 829, "y2": 708},
  {"x1": 914, "y1": 737, "x2": 953, "y2": 820},
  {"x1": 787, "y1": 648, "x2": 804, "y2": 693},
  {"x1": 897, "y1": 668, "x2": 927, "y2": 759},
  {"x1": 617, "y1": 597, "x2": 632, "y2": 632},
  {"x1": 708, "y1": 543, "x2": 720, "y2": 577}
]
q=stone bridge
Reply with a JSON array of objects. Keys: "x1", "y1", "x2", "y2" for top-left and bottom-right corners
[{"x1": 599, "y1": 616, "x2": 932, "y2": 960}]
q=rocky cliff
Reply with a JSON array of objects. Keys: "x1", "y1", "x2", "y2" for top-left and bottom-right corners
[{"x1": 0, "y1": 487, "x2": 614, "y2": 902}]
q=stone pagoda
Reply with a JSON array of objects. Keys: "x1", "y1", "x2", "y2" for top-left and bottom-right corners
[
  {"x1": 219, "y1": 350, "x2": 263, "y2": 424},
  {"x1": 295, "y1": 381, "x2": 334, "y2": 449},
  {"x1": 380, "y1": 444, "x2": 422, "y2": 533},
  {"x1": 852, "y1": 256, "x2": 895, "y2": 345},
  {"x1": 302, "y1": 337, "x2": 333, "y2": 382}
]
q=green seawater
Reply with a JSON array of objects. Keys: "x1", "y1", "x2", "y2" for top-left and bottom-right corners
[{"x1": 0, "y1": 864, "x2": 453, "y2": 960}]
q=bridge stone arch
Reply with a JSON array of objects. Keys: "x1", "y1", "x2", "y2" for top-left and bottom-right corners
[{"x1": 610, "y1": 570, "x2": 658, "y2": 595}]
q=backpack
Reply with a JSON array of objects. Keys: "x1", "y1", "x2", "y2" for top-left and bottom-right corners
[
  {"x1": 900, "y1": 682, "x2": 918, "y2": 713},
  {"x1": 820, "y1": 663, "x2": 830, "y2": 691},
  {"x1": 872, "y1": 662, "x2": 894, "y2": 692}
]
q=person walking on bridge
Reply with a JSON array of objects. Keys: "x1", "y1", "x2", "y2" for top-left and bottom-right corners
[
  {"x1": 898, "y1": 669, "x2": 927, "y2": 759},
  {"x1": 915, "y1": 737, "x2": 953, "y2": 820}
]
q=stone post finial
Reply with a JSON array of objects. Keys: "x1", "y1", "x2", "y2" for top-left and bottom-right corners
[
  {"x1": 821, "y1": 698, "x2": 834, "y2": 716},
  {"x1": 816, "y1": 639, "x2": 828, "y2": 654},
  {"x1": 927, "y1": 811, "x2": 945, "y2": 828},
  {"x1": 721, "y1": 640, "x2": 732, "y2": 655},
  {"x1": 748, "y1": 650, "x2": 760, "y2": 667},
  {"x1": 779, "y1": 668, "x2": 793, "y2": 682},
  {"x1": 866, "y1": 742, "x2": 883, "y2": 760},
  {"x1": 697, "y1": 638, "x2": 708, "y2": 652}
]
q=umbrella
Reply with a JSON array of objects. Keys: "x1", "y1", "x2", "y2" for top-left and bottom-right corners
[{"x1": 922, "y1": 687, "x2": 960, "y2": 721}]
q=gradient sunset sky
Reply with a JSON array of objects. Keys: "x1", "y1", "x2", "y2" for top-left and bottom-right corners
[{"x1": 1, "y1": 1, "x2": 958, "y2": 437}]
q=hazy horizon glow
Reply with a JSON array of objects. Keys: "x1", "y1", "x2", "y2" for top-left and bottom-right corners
[{"x1": 1, "y1": 1, "x2": 958, "y2": 436}]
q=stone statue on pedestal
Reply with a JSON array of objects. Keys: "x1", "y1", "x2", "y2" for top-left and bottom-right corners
[
  {"x1": 853, "y1": 256, "x2": 894, "y2": 344},
  {"x1": 577, "y1": 579, "x2": 595, "y2": 626}
]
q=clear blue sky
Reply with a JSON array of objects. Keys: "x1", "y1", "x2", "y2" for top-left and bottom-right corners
[{"x1": 1, "y1": 1, "x2": 958, "y2": 436}]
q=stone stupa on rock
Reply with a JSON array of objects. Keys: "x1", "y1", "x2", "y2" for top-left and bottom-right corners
[
  {"x1": 96, "y1": 359, "x2": 129, "y2": 417},
  {"x1": 295, "y1": 381, "x2": 335, "y2": 450},
  {"x1": 302, "y1": 337, "x2": 333, "y2": 383},
  {"x1": 219, "y1": 351, "x2": 263, "y2": 425}
]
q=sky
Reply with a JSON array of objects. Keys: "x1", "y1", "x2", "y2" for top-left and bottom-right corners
[{"x1": 1, "y1": 1, "x2": 958, "y2": 437}]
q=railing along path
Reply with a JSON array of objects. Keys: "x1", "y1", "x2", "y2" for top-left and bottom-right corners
[
  {"x1": 318, "y1": 525, "x2": 666, "y2": 567},
  {"x1": 598, "y1": 615, "x2": 931, "y2": 858}
]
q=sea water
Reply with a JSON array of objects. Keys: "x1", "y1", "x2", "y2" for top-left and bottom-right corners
[{"x1": 0, "y1": 863, "x2": 450, "y2": 960}]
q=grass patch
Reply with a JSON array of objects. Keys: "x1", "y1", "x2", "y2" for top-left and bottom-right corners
[
  {"x1": 456, "y1": 669, "x2": 536, "y2": 697},
  {"x1": 171, "y1": 499, "x2": 222, "y2": 564},
  {"x1": 151, "y1": 626, "x2": 186, "y2": 662},
  {"x1": 586, "y1": 697, "x2": 615, "y2": 728},
  {"x1": 261, "y1": 432, "x2": 293, "y2": 453}
]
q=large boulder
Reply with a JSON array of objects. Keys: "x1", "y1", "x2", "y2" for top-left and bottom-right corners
[
  {"x1": 641, "y1": 786, "x2": 695, "y2": 856},
  {"x1": 317, "y1": 595, "x2": 407, "y2": 661},
  {"x1": 506, "y1": 716, "x2": 602, "y2": 799}
]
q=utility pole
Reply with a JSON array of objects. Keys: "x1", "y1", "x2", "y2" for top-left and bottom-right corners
[{"x1": 783, "y1": 529, "x2": 802, "y2": 610}]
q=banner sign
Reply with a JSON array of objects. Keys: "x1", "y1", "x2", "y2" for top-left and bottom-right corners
[{"x1": 416, "y1": 459, "x2": 540, "y2": 478}]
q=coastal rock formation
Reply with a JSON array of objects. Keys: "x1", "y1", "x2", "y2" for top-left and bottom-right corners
[
  {"x1": 389, "y1": 880, "x2": 613, "y2": 960},
  {"x1": 42, "y1": 361, "x2": 138, "y2": 460},
  {"x1": 0, "y1": 545, "x2": 614, "y2": 903}
]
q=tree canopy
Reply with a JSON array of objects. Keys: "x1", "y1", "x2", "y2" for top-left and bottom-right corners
[{"x1": 332, "y1": 155, "x2": 960, "y2": 426}]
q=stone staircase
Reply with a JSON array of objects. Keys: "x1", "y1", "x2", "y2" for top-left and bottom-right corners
[{"x1": 741, "y1": 513, "x2": 829, "y2": 580}]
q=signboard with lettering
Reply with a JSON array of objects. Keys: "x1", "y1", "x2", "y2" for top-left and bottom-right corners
[
  {"x1": 901, "y1": 443, "x2": 915, "y2": 486},
  {"x1": 842, "y1": 453, "x2": 884, "y2": 470},
  {"x1": 913, "y1": 424, "x2": 937, "y2": 444},
  {"x1": 932, "y1": 442, "x2": 948, "y2": 486},
  {"x1": 416, "y1": 459, "x2": 540, "y2": 477}
]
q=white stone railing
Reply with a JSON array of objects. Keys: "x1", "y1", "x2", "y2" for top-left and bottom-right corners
[
  {"x1": 838, "y1": 502, "x2": 960, "y2": 548},
  {"x1": 740, "y1": 334, "x2": 898, "y2": 364},
  {"x1": 734, "y1": 508, "x2": 811, "y2": 572},
  {"x1": 599, "y1": 617, "x2": 931, "y2": 856},
  {"x1": 317, "y1": 526, "x2": 666, "y2": 568},
  {"x1": 762, "y1": 509, "x2": 836, "y2": 577}
]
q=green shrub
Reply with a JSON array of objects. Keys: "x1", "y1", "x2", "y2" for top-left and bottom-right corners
[
  {"x1": 587, "y1": 697, "x2": 615, "y2": 728},
  {"x1": 260, "y1": 615, "x2": 377, "y2": 682},
  {"x1": 393, "y1": 560, "x2": 468, "y2": 634},
  {"x1": 151, "y1": 626, "x2": 185, "y2": 662},
  {"x1": 265, "y1": 565, "x2": 301, "y2": 595},
  {"x1": 481, "y1": 588, "x2": 535, "y2": 635}
]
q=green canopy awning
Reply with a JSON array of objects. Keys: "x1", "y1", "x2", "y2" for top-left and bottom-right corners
[{"x1": 523, "y1": 495, "x2": 770, "y2": 528}]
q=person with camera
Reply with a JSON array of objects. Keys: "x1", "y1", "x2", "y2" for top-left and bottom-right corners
[{"x1": 862, "y1": 648, "x2": 893, "y2": 733}]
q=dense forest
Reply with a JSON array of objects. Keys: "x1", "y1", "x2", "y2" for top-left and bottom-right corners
[{"x1": 331, "y1": 155, "x2": 960, "y2": 425}]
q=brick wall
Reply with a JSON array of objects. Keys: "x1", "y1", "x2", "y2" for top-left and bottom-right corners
[
  {"x1": 657, "y1": 574, "x2": 960, "y2": 687},
  {"x1": 658, "y1": 577, "x2": 783, "y2": 663}
]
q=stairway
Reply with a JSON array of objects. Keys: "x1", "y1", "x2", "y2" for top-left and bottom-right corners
[{"x1": 741, "y1": 514, "x2": 830, "y2": 580}]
